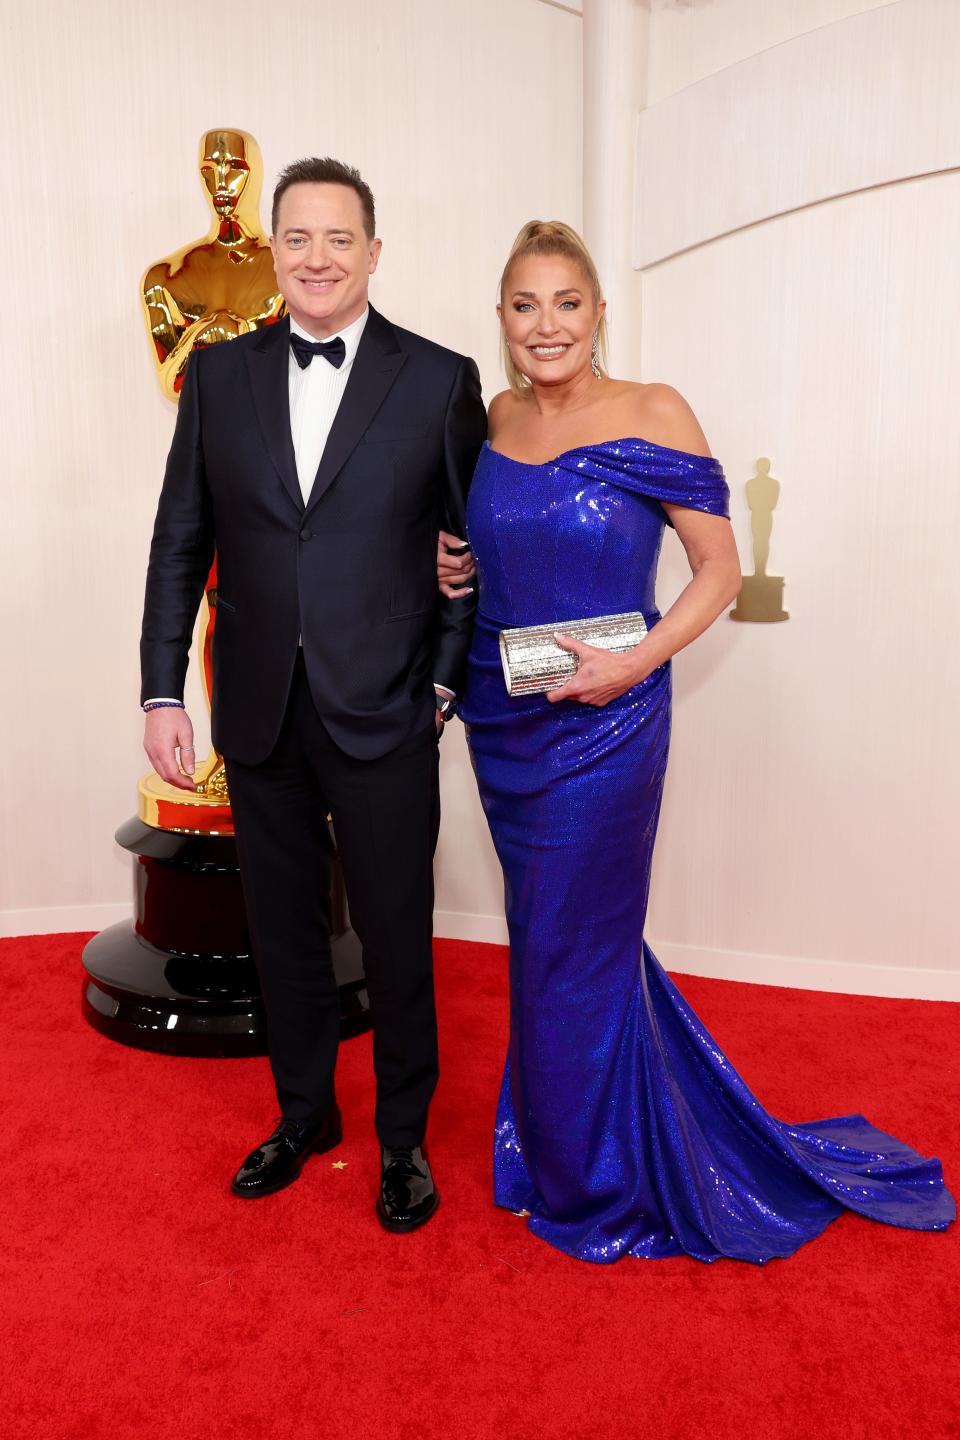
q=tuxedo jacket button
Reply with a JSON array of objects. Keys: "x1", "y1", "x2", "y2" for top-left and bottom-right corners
[{"x1": 300, "y1": 530, "x2": 314, "y2": 541}]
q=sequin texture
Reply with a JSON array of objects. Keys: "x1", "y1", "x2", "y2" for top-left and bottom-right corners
[{"x1": 460, "y1": 437, "x2": 956, "y2": 1265}]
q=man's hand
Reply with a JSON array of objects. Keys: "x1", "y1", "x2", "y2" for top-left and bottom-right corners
[
  {"x1": 435, "y1": 684, "x2": 454, "y2": 736},
  {"x1": 144, "y1": 707, "x2": 197, "y2": 790},
  {"x1": 437, "y1": 530, "x2": 476, "y2": 599}
]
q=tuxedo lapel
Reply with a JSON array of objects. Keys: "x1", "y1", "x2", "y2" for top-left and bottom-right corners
[
  {"x1": 245, "y1": 316, "x2": 303, "y2": 514},
  {"x1": 303, "y1": 305, "x2": 407, "y2": 519}
]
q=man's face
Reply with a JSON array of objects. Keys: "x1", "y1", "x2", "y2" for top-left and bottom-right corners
[
  {"x1": 270, "y1": 183, "x2": 381, "y2": 338},
  {"x1": 200, "y1": 132, "x2": 250, "y2": 216}
]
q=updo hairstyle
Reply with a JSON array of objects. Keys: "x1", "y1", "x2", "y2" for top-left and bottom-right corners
[{"x1": 499, "y1": 220, "x2": 609, "y2": 394}]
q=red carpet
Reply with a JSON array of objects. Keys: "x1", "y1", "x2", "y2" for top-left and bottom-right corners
[{"x1": 1, "y1": 933, "x2": 957, "y2": 1440}]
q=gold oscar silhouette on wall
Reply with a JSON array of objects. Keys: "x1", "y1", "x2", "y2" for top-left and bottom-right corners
[
  {"x1": 139, "y1": 128, "x2": 285, "y2": 828},
  {"x1": 730, "y1": 457, "x2": 789, "y2": 623}
]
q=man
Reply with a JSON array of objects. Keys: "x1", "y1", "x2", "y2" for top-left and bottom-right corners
[{"x1": 141, "y1": 157, "x2": 486, "y2": 1232}]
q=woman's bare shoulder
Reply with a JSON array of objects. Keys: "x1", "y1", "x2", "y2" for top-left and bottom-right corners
[
  {"x1": 626, "y1": 382, "x2": 712, "y2": 457},
  {"x1": 488, "y1": 387, "x2": 528, "y2": 436}
]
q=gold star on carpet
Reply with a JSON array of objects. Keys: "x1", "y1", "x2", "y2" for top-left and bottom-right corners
[{"x1": 331, "y1": 1160, "x2": 348, "y2": 1170}]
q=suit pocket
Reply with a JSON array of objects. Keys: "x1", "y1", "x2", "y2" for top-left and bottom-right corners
[
  {"x1": 388, "y1": 514, "x2": 439, "y2": 621},
  {"x1": 383, "y1": 604, "x2": 435, "y2": 624}
]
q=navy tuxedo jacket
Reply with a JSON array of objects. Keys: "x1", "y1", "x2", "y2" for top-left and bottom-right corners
[{"x1": 140, "y1": 307, "x2": 486, "y2": 763}]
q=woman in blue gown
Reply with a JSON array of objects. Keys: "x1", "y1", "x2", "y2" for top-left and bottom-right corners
[{"x1": 440, "y1": 221, "x2": 955, "y2": 1265}]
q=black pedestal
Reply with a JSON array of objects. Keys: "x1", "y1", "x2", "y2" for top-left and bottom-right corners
[{"x1": 81, "y1": 816, "x2": 369, "y2": 1056}]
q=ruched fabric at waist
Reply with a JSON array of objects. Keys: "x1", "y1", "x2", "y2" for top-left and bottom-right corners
[{"x1": 461, "y1": 606, "x2": 667, "y2": 734}]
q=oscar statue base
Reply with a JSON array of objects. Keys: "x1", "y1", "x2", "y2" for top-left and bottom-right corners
[
  {"x1": 730, "y1": 573, "x2": 789, "y2": 623},
  {"x1": 81, "y1": 816, "x2": 370, "y2": 1057}
]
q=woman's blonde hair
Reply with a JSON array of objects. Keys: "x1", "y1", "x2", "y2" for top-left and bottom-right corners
[{"x1": 498, "y1": 220, "x2": 609, "y2": 394}]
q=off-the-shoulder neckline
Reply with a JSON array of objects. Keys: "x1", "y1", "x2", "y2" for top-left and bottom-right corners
[{"x1": 483, "y1": 437, "x2": 716, "y2": 468}]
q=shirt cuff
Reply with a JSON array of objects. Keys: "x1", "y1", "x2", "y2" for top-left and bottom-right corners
[{"x1": 433, "y1": 684, "x2": 455, "y2": 700}]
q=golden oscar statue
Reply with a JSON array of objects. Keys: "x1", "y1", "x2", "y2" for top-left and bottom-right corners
[
  {"x1": 140, "y1": 128, "x2": 284, "y2": 820},
  {"x1": 143, "y1": 127, "x2": 284, "y2": 403},
  {"x1": 730, "y1": 457, "x2": 789, "y2": 623},
  {"x1": 81, "y1": 129, "x2": 367, "y2": 1056}
]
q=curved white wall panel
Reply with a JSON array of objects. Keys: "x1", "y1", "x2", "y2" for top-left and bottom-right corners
[
  {"x1": 639, "y1": 167, "x2": 960, "y2": 1001},
  {"x1": 636, "y1": 0, "x2": 960, "y2": 269},
  {"x1": 646, "y1": 0, "x2": 898, "y2": 106}
]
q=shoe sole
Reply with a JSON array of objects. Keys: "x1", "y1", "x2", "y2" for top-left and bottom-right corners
[
  {"x1": 230, "y1": 1125, "x2": 343, "y2": 1199},
  {"x1": 375, "y1": 1189, "x2": 440, "y2": 1234}
]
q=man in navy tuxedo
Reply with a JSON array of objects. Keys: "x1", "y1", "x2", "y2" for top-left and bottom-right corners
[{"x1": 141, "y1": 157, "x2": 486, "y2": 1231}]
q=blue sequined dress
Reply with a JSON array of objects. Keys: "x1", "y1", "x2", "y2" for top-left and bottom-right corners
[{"x1": 459, "y1": 437, "x2": 955, "y2": 1265}]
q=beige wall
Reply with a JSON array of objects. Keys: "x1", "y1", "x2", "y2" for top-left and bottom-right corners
[
  {"x1": 3, "y1": 0, "x2": 957, "y2": 1003},
  {"x1": 638, "y1": 0, "x2": 960, "y2": 998},
  {"x1": 0, "y1": 0, "x2": 579, "y2": 934}
]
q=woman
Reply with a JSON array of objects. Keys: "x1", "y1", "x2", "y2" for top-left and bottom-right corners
[{"x1": 437, "y1": 220, "x2": 955, "y2": 1265}]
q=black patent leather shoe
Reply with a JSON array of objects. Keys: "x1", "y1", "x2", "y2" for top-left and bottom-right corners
[
  {"x1": 376, "y1": 1145, "x2": 439, "y2": 1233},
  {"x1": 230, "y1": 1107, "x2": 342, "y2": 1198}
]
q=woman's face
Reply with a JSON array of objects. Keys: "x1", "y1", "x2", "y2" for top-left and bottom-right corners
[{"x1": 500, "y1": 253, "x2": 603, "y2": 387}]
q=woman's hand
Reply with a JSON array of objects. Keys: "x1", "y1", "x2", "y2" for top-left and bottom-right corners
[
  {"x1": 437, "y1": 529, "x2": 476, "y2": 598},
  {"x1": 545, "y1": 635, "x2": 653, "y2": 707}
]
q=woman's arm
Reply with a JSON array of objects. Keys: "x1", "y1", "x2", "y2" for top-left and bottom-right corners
[
  {"x1": 549, "y1": 510, "x2": 740, "y2": 706},
  {"x1": 548, "y1": 386, "x2": 741, "y2": 706}
]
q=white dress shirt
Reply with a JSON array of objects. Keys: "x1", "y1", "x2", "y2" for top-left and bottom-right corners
[{"x1": 289, "y1": 307, "x2": 369, "y2": 503}]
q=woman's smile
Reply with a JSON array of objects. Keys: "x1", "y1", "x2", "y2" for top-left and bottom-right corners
[{"x1": 528, "y1": 343, "x2": 571, "y2": 359}]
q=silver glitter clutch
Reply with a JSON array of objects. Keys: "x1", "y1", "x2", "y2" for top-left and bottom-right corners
[{"x1": 499, "y1": 611, "x2": 649, "y2": 697}]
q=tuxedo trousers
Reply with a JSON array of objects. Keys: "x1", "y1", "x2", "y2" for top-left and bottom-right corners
[{"x1": 224, "y1": 653, "x2": 441, "y2": 1146}]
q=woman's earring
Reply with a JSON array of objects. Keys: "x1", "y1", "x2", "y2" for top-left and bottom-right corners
[{"x1": 591, "y1": 333, "x2": 601, "y2": 380}]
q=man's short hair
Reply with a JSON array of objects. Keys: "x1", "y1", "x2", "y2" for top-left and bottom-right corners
[{"x1": 271, "y1": 157, "x2": 376, "y2": 238}]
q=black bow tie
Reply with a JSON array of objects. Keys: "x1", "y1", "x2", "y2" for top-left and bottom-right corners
[{"x1": 289, "y1": 332, "x2": 347, "y2": 370}]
